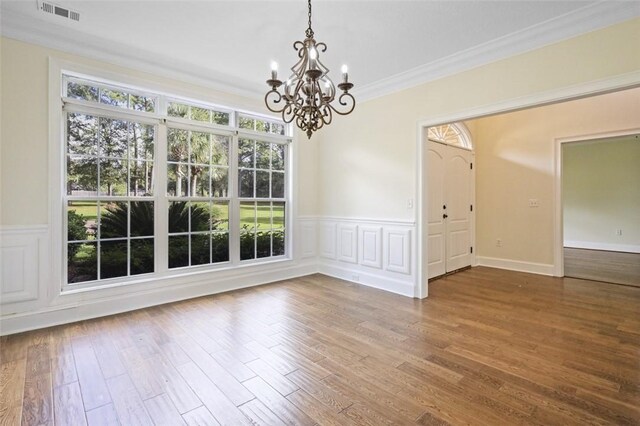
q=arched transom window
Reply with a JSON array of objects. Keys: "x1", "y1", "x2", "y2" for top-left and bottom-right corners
[{"x1": 428, "y1": 122, "x2": 472, "y2": 149}]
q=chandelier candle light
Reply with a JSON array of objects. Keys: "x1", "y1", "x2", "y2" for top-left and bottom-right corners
[{"x1": 265, "y1": 0, "x2": 355, "y2": 139}]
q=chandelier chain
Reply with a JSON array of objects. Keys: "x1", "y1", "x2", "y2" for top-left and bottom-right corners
[{"x1": 306, "y1": 0, "x2": 314, "y2": 38}]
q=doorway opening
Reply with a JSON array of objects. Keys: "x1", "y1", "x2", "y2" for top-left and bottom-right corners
[
  {"x1": 560, "y1": 132, "x2": 640, "y2": 287},
  {"x1": 416, "y1": 80, "x2": 640, "y2": 298}
]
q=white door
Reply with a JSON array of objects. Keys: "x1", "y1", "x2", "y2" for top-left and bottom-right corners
[
  {"x1": 427, "y1": 142, "x2": 447, "y2": 278},
  {"x1": 427, "y1": 141, "x2": 473, "y2": 278}
]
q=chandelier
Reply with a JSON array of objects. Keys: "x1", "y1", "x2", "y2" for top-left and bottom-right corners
[{"x1": 265, "y1": 0, "x2": 355, "y2": 139}]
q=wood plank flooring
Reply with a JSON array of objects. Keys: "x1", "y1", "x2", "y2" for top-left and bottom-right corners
[
  {"x1": 564, "y1": 247, "x2": 640, "y2": 287},
  {"x1": 1, "y1": 267, "x2": 639, "y2": 425}
]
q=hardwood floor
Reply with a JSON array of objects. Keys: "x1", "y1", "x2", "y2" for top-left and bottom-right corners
[
  {"x1": 564, "y1": 247, "x2": 640, "y2": 287},
  {"x1": 1, "y1": 267, "x2": 639, "y2": 425}
]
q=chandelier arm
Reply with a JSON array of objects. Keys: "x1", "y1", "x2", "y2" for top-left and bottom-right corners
[
  {"x1": 264, "y1": 90, "x2": 287, "y2": 113},
  {"x1": 329, "y1": 92, "x2": 356, "y2": 116},
  {"x1": 282, "y1": 104, "x2": 296, "y2": 124},
  {"x1": 321, "y1": 104, "x2": 333, "y2": 125}
]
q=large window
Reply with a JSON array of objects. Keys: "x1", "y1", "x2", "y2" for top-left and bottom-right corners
[{"x1": 62, "y1": 75, "x2": 290, "y2": 287}]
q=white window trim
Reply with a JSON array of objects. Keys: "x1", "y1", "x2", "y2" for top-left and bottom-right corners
[
  {"x1": 427, "y1": 122, "x2": 473, "y2": 150},
  {"x1": 49, "y1": 57, "x2": 296, "y2": 295}
]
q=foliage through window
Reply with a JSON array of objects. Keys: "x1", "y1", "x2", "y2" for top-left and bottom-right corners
[
  {"x1": 238, "y1": 138, "x2": 286, "y2": 260},
  {"x1": 238, "y1": 114, "x2": 286, "y2": 135},
  {"x1": 66, "y1": 78, "x2": 156, "y2": 112},
  {"x1": 66, "y1": 110, "x2": 155, "y2": 283},
  {"x1": 167, "y1": 127, "x2": 231, "y2": 269},
  {"x1": 168, "y1": 101, "x2": 230, "y2": 126},
  {"x1": 63, "y1": 74, "x2": 289, "y2": 287}
]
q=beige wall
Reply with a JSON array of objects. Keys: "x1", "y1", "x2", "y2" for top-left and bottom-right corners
[
  {"x1": 563, "y1": 135, "x2": 640, "y2": 249},
  {"x1": 2, "y1": 19, "x2": 640, "y2": 269},
  {"x1": 315, "y1": 18, "x2": 640, "y2": 267},
  {"x1": 473, "y1": 89, "x2": 640, "y2": 264},
  {"x1": 0, "y1": 37, "x2": 318, "y2": 225}
]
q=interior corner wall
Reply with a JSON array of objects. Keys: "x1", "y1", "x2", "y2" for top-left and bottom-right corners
[
  {"x1": 314, "y1": 18, "x2": 640, "y2": 274},
  {"x1": 562, "y1": 136, "x2": 640, "y2": 251},
  {"x1": 473, "y1": 88, "x2": 640, "y2": 265}
]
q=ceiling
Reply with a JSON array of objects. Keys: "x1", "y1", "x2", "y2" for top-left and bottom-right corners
[{"x1": 2, "y1": 1, "x2": 638, "y2": 99}]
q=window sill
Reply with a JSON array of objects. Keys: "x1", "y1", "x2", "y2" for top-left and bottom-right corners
[{"x1": 60, "y1": 255, "x2": 293, "y2": 297}]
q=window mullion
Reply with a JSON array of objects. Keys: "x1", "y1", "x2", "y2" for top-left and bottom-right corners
[
  {"x1": 155, "y1": 103, "x2": 169, "y2": 273},
  {"x1": 229, "y1": 132, "x2": 240, "y2": 265}
]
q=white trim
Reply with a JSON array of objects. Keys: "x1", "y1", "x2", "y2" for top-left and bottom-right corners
[
  {"x1": 564, "y1": 241, "x2": 640, "y2": 254},
  {"x1": 318, "y1": 261, "x2": 415, "y2": 298},
  {"x1": 383, "y1": 229, "x2": 412, "y2": 275},
  {"x1": 337, "y1": 224, "x2": 358, "y2": 264},
  {"x1": 358, "y1": 226, "x2": 383, "y2": 269},
  {"x1": 476, "y1": 257, "x2": 554, "y2": 276},
  {"x1": 318, "y1": 216, "x2": 414, "y2": 226},
  {"x1": 1, "y1": 227, "x2": 49, "y2": 307},
  {"x1": 5, "y1": 3, "x2": 637, "y2": 102},
  {"x1": 419, "y1": 72, "x2": 640, "y2": 130},
  {"x1": 0, "y1": 225, "x2": 49, "y2": 233},
  {"x1": 554, "y1": 128, "x2": 640, "y2": 275},
  {"x1": 356, "y1": 2, "x2": 640, "y2": 101},
  {"x1": 319, "y1": 222, "x2": 337, "y2": 260}
]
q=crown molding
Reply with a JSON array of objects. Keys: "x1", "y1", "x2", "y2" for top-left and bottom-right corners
[
  {"x1": 2, "y1": 2, "x2": 638, "y2": 103},
  {"x1": 0, "y1": 9, "x2": 264, "y2": 100},
  {"x1": 355, "y1": 1, "x2": 640, "y2": 102}
]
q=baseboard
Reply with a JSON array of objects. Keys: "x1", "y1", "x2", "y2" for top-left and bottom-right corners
[
  {"x1": 476, "y1": 256, "x2": 554, "y2": 276},
  {"x1": 318, "y1": 261, "x2": 416, "y2": 298},
  {"x1": 564, "y1": 240, "x2": 640, "y2": 254},
  {"x1": 0, "y1": 261, "x2": 318, "y2": 336}
]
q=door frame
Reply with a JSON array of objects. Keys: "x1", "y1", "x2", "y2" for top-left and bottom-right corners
[
  {"x1": 553, "y1": 128, "x2": 640, "y2": 277},
  {"x1": 426, "y1": 138, "x2": 476, "y2": 279},
  {"x1": 415, "y1": 71, "x2": 640, "y2": 299}
]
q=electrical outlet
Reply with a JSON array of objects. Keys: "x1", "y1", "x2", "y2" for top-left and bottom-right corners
[
  {"x1": 351, "y1": 274, "x2": 360, "y2": 282},
  {"x1": 496, "y1": 239, "x2": 502, "y2": 247},
  {"x1": 407, "y1": 198, "x2": 414, "y2": 209},
  {"x1": 616, "y1": 229, "x2": 623, "y2": 236},
  {"x1": 528, "y1": 199, "x2": 539, "y2": 207}
]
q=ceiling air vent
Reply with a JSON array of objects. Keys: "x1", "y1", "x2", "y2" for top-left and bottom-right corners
[{"x1": 37, "y1": 1, "x2": 80, "y2": 22}]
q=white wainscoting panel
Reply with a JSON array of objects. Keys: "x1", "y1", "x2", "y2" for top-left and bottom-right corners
[
  {"x1": 359, "y1": 226, "x2": 382, "y2": 269},
  {"x1": 338, "y1": 224, "x2": 358, "y2": 264},
  {"x1": 1, "y1": 226, "x2": 48, "y2": 306},
  {"x1": 320, "y1": 222, "x2": 337, "y2": 259},
  {"x1": 384, "y1": 229, "x2": 412, "y2": 275},
  {"x1": 298, "y1": 219, "x2": 317, "y2": 259},
  {"x1": 318, "y1": 218, "x2": 416, "y2": 298}
]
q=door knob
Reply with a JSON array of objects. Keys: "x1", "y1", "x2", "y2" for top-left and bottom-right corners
[{"x1": 443, "y1": 214, "x2": 448, "y2": 219}]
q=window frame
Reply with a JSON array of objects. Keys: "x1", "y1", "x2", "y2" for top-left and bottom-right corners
[
  {"x1": 236, "y1": 135, "x2": 289, "y2": 263},
  {"x1": 55, "y1": 67, "x2": 293, "y2": 293}
]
